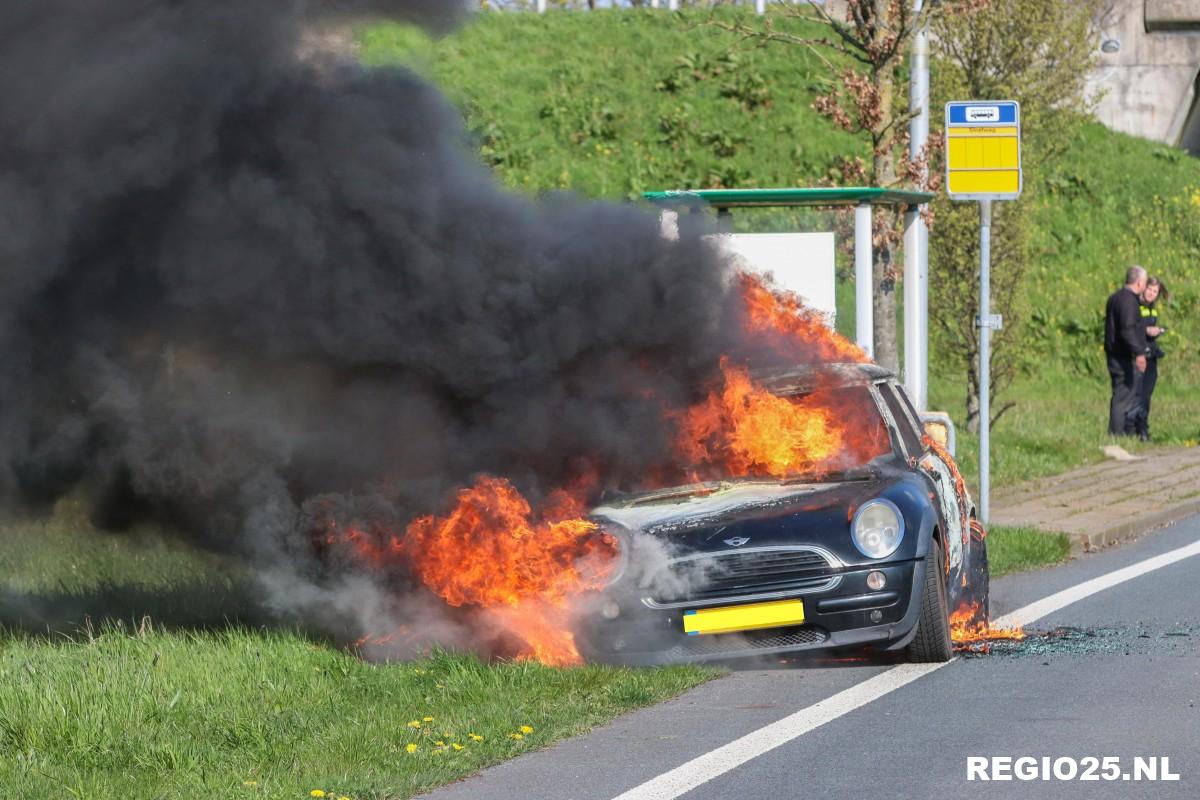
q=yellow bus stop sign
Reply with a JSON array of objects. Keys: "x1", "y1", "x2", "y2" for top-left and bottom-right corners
[{"x1": 945, "y1": 101, "x2": 1022, "y2": 201}]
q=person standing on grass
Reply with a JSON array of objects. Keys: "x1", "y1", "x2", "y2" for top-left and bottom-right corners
[
  {"x1": 1104, "y1": 265, "x2": 1148, "y2": 437},
  {"x1": 1135, "y1": 276, "x2": 1169, "y2": 442}
]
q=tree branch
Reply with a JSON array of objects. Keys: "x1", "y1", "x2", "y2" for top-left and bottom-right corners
[
  {"x1": 704, "y1": 17, "x2": 869, "y2": 69},
  {"x1": 990, "y1": 401, "x2": 1016, "y2": 428},
  {"x1": 803, "y1": 0, "x2": 867, "y2": 54}
]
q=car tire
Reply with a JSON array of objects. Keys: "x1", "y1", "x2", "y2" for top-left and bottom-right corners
[{"x1": 906, "y1": 537, "x2": 953, "y2": 662}]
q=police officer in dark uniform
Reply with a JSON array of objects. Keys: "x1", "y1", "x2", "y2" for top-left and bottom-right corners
[
  {"x1": 1104, "y1": 266, "x2": 1148, "y2": 436},
  {"x1": 1135, "y1": 277, "x2": 1168, "y2": 441}
]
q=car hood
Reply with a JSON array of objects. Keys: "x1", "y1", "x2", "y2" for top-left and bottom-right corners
[{"x1": 590, "y1": 474, "x2": 906, "y2": 557}]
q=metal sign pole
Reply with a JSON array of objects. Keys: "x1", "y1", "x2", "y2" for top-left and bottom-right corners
[{"x1": 978, "y1": 199, "x2": 993, "y2": 523}]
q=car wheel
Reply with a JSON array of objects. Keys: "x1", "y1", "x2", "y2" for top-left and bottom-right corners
[{"x1": 906, "y1": 537, "x2": 953, "y2": 662}]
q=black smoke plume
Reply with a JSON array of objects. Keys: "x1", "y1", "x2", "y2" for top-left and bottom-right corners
[{"x1": 0, "y1": 0, "x2": 776, "y2": 650}]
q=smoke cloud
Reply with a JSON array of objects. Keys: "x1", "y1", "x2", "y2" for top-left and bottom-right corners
[{"x1": 0, "y1": 0, "x2": 792, "y2": 651}]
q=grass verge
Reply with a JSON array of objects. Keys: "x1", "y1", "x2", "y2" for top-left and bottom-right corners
[
  {"x1": 0, "y1": 503, "x2": 719, "y2": 800},
  {"x1": 0, "y1": 628, "x2": 715, "y2": 800},
  {"x1": 987, "y1": 525, "x2": 1073, "y2": 578}
]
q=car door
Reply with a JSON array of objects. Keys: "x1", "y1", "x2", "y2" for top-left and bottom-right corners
[{"x1": 876, "y1": 382, "x2": 967, "y2": 573}]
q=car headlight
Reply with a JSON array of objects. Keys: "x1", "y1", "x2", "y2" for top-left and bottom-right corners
[
  {"x1": 589, "y1": 522, "x2": 631, "y2": 588},
  {"x1": 851, "y1": 499, "x2": 904, "y2": 559}
]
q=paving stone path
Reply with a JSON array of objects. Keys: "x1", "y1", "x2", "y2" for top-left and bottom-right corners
[{"x1": 990, "y1": 445, "x2": 1200, "y2": 552}]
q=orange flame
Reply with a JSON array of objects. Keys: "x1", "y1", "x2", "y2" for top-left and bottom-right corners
[
  {"x1": 674, "y1": 359, "x2": 889, "y2": 480},
  {"x1": 401, "y1": 476, "x2": 618, "y2": 666},
  {"x1": 950, "y1": 600, "x2": 1025, "y2": 645},
  {"x1": 737, "y1": 273, "x2": 869, "y2": 364}
]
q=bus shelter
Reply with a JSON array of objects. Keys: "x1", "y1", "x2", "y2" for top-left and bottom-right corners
[{"x1": 643, "y1": 187, "x2": 935, "y2": 410}]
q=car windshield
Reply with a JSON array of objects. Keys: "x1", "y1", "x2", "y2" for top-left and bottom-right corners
[
  {"x1": 604, "y1": 381, "x2": 895, "y2": 506},
  {"x1": 775, "y1": 382, "x2": 894, "y2": 472}
]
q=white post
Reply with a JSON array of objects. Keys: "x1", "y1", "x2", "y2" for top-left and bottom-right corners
[
  {"x1": 651, "y1": 0, "x2": 659, "y2": 7},
  {"x1": 756, "y1": 0, "x2": 767, "y2": 14},
  {"x1": 903, "y1": 209, "x2": 922, "y2": 399},
  {"x1": 668, "y1": 0, "x2": 679, "y2": 9},
  {"x1": 536, "y1": 0, "x2": 547, "y2": 12},
  {"x1": 978, "y1": 199, "x2": 993, "y2": 523},
  {"x1": 905, "y1": 0, "x2": 930, "y2": 411},
  {"x1": 855, "y1": 202, "x2": 874, "y2": 360}
]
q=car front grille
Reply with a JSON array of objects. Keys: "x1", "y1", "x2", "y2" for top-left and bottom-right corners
[
  {"x1": 666, "y1": 625, "x2": 828, "y2": 659},
  {"x1": 646, "y1": 547, "x2": 840, "y2": 606}
]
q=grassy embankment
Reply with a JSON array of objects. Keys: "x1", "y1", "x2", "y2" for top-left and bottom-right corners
[
  {"x1": 362, "y1": 7, "x2": 1200, "y2": 493},
  {"x1": 0, "y1": 499, "x2": 717, "y2": 799}
]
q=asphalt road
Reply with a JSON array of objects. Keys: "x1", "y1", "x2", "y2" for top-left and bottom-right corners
[{"x1": 419, "y1": 517, "x2": 1200, "y2": 800}]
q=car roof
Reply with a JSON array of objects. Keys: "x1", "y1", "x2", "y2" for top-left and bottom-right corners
[{"x1": 751, "y1": 362, "x2": 894, "y2": 395}]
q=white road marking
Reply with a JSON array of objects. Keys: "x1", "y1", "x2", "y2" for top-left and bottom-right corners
[
  {"x1": 611, "y1": 536, "x2": 1200, "y2": 800},
  {"x1": 609, "y1": 662, "x2": 950, "y2": 800}
]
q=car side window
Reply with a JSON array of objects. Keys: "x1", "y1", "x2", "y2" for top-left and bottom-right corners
[
  {"x1": 877, "y1": 383, "x2": 923, "y2": 457},
  {"x1": 892, "y1": 382, "x2": 927, "y2": 435}
]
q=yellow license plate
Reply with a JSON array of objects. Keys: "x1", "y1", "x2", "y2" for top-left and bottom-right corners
[{"x1": 683, "y1": 599, "x2": 805, "y2": 636}]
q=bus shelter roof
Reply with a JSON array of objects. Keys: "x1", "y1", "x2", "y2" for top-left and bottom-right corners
[{"x1": 642, "y1": 187, "x2": 934, "y2": 208}]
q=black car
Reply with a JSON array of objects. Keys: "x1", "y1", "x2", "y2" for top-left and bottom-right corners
[{"x1": 577, "y1": 363, "x2": 988, "y2": 665}]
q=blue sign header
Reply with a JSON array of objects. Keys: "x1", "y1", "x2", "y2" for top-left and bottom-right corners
[{"x1": 947, "y1": 101, "x2": 1019, "y2": 126}]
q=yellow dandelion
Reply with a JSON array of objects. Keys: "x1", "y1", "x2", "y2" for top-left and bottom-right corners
[
  {"x1": 452, "y1": 743, "x2": 464, "y2": 751},
  {"x1": 468, "y1": 733, "x2": 483, "y2": 742},
  {"x1": 435, "y1": 740, "x2": 445, "y2": 747},
  {"x1": 422, "y1": 716, "x2": 434, "y2": 722},
  {"x1": 508, "y1": 733, "x2": 524, "y2": 740},
  {"x1": 338, "y1": 796, "x2": 351, "y2": 800},
  {"x1": 406, "y1": 720, "x2": 421, "y2": 729},
  {"x1": 435, "y1": 683, "x2": 445, "y2": 689},
  {"x1": 519, "y1": 725, "x2": 534, "y2": 734},
  {"x1": 242, "y1": 780, "x2": 257, "y2": 787},
  {"x1": 406, "y1": 743, "x2": 419, "y2": 754},
  {"x1": 310, "y1": 792, "x2": 327, "y2": 799}
]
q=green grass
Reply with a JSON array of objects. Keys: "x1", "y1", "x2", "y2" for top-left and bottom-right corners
[
  {"x1": 930, "y1": 371, "x2": 1200, "y2": 492},
  {"x1": 935, "y1": 121, "x2": 1200, "y2": 491},
  {"x1": 0, "y1": 504, "x2": 718, "y2": 800},
  {"x1": 987, "y1": 526, "x2": 1073, "y2": 578},
  {"x1": 362, "y1": 8, "x2": 862, "y2": 202},
  {"x1": 0, "y1": 496, "x2": 272, "y2": 635},
  {"x1": 0, "y1": 627, "x2": 713, "y2": 799},
  {"x1": 0, "y1": 496, "x2": 241, "y2": 594}
]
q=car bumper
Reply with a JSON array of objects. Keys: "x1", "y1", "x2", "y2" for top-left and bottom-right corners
[{"x1": 577, "y1": 558, "x2": 927, "y2": 665}]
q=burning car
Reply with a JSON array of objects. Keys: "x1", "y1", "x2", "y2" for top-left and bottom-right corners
[{"x1": 578, "y1": 362, "x2": 988, "y2": 665}]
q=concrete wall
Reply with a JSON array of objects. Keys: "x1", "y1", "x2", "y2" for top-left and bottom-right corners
[{"x1": 1089, "y1": 0, "x2": 1200, "y2": 153}]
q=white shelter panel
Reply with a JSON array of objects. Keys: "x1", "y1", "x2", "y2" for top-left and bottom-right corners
[{"x1": 717, "y1": 232, "x2": 836, "y2": 326}]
